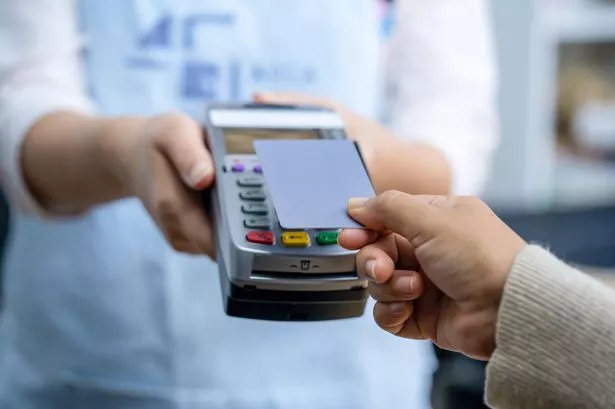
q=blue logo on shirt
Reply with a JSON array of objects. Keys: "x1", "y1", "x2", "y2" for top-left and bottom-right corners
[
  {"x1": 138, "y1": 14, "x2": 173, "y2": 48},
  {"x1": 182, "y1": 62, "x2": 219, "y2": 100},
  {"x1": 125, "y1": 12, "x2": 316, "y2": 102}
]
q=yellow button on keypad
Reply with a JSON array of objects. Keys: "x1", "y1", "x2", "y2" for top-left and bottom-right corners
[{"x1": 281, "y1": 232, "x2": 311, "y2": 247}]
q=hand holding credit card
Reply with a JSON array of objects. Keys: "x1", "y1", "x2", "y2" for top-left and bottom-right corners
[{"x1": 254, "y1": 139, "x2": 376, "y2": 229}]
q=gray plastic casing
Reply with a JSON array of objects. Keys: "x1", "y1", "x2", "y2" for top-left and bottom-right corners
[{"x1": 204, "y1": 104, "x2": 368, "y2": 297}]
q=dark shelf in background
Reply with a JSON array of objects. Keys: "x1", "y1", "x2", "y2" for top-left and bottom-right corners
[
  {"x1": 0, "y1": 191, "x2": 7, "y2": 265},
  {"x1": 497, "y1": 204, "x2": 615, "y2": 267}
]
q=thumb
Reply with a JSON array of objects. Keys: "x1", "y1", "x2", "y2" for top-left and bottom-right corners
[
  {"x1": 153, "y1": 113, "x2": 215, "y2": 190},
  {"x1": 347, "y1": 191, "x2": 446, "y2": 245}
]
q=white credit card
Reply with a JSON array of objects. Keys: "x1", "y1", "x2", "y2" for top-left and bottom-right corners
[{"x1": 254, "y1": 139, "x2": 375, "y2": 229}]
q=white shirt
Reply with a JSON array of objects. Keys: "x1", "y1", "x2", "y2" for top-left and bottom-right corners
[
  {"x1": 0, "y1": 1, "x2": 497, "y2": 408},
  {"x1": 0, "y1": 0, "x2": 497, "y2": 213}
]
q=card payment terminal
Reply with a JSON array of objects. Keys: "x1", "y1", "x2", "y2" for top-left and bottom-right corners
[{"x1": 204, "y1": 103, "x2": 369, "y2": 321}]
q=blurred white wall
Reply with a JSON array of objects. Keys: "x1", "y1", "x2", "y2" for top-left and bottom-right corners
[
  {"x1": 483, "y1": 0, "x2": 537, "y2": 209},
  {"x1": 484, "y1": 0, "x2": 615, "y2": 211}
]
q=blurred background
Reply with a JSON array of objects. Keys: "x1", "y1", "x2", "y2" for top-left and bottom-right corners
[
  {"x1": 1, "y1": 0, "x2": 615, "y2": 407},
  {"x1": 487, "y1": 0, "x2": 615, "y2": 214}
]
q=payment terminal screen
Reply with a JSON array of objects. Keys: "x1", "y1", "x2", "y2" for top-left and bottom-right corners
[{"x1": 223, "y1": 128, "x2": 320, "y2": 154}]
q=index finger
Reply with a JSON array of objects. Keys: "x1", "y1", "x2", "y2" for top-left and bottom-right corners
[{"x1": 337, "y1": 228, "x2": 380, "y2": 250}]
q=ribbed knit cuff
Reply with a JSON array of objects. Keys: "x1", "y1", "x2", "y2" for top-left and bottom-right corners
[{"x1": 485, "y1": 245, "x2": 615, "y2": 409}]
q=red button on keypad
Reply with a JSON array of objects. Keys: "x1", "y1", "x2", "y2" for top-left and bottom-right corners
[{"x1": 246, "y1": 231, "x2": 275, "y2": 245}]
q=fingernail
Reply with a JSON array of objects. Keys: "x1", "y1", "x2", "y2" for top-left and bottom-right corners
[
  {"x1": 364, "y1": 260, "x2": 377, "y2": 281},
  {"x1": 348, "y1": 197, "x2": 368, "y2": 210},
  {"x1": 389, "y1": 302, "x2": 405, "y2": 315},
  {"x1": 394, "y1": 276, "x2": 416, "y2": 295},
  {"x1": 187, "y1": 162, "x2": 211, "y2": 188}
]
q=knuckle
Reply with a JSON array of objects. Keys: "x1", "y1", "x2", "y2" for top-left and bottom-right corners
[
  {"x1": 373, "y1": 303, "x2": 399, "y2": 334},
  {"x1": 169, "y1": 238, "x2": 193, "y2": 253},
  {"x1": 385, "y1": 282, "x2": 403, "y2": 300},
  {"x1": 168, "y1": 237, "x2": 187, "y2": 253},
  {"x1": 370, "y1": 284, "x2": 394, "y2": 302},
  {"x1": 164, "y1": 221, "x2": 196, "y2": 254},
  {"x1": 367, "y1": 285, "x2": 384, "y2": 302},
  {"x1": 426, "y1": 195, "x2": 450, "y2": 208},
  {"x1": 366, "y1": 283, "x2": 378, "y2": 298},
  {"x1": 458, "y1": 195, "x2": 484, "y2": 209},
  {"x1": 154, "y1": 196, "x2": 206, "y2": 254},
  {"x1": 151, "y1": 112, "x2": 199, "y2": 147},
  {"x1": 373, "y1": 304, "x2": 388, "y2": 328},
  {"x1": 156, "y1": 197, "x2": 180, "y2": 223},
  {"x1": 156, "y1": 199, "x2": 193, "y2": 230},
  {"x1": 164, "y1": 224, "x2": 185, "y2": 250},
  {"x1": 158, "y1": 111, "x2": 195, "y2": 127},
  {"x1": 377, "y1": 190, "x2": 405, "y2": 210},
  {"x1": 150, "y1": 127, "x2": 174, "y2": 151}
]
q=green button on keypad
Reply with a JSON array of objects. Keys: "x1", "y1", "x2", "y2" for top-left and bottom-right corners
[{"x1": 316, "y1": 231, "x2": 339, "y2": 245}]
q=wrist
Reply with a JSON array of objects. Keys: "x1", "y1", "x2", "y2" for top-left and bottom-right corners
[
  {"x1": 488, "y1": 239, "x2": 528, "y2": 307},
  {"x1": 95, "y1": 116, "x2": 148, "y2": 199},
  {"x1": 477, "y1": 243, "x2": 527, "y2": 359}
]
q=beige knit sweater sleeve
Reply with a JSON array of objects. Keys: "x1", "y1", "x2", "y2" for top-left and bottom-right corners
[{"x1": 486, "y1": 245, "x2": 615, "y2": 409}]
